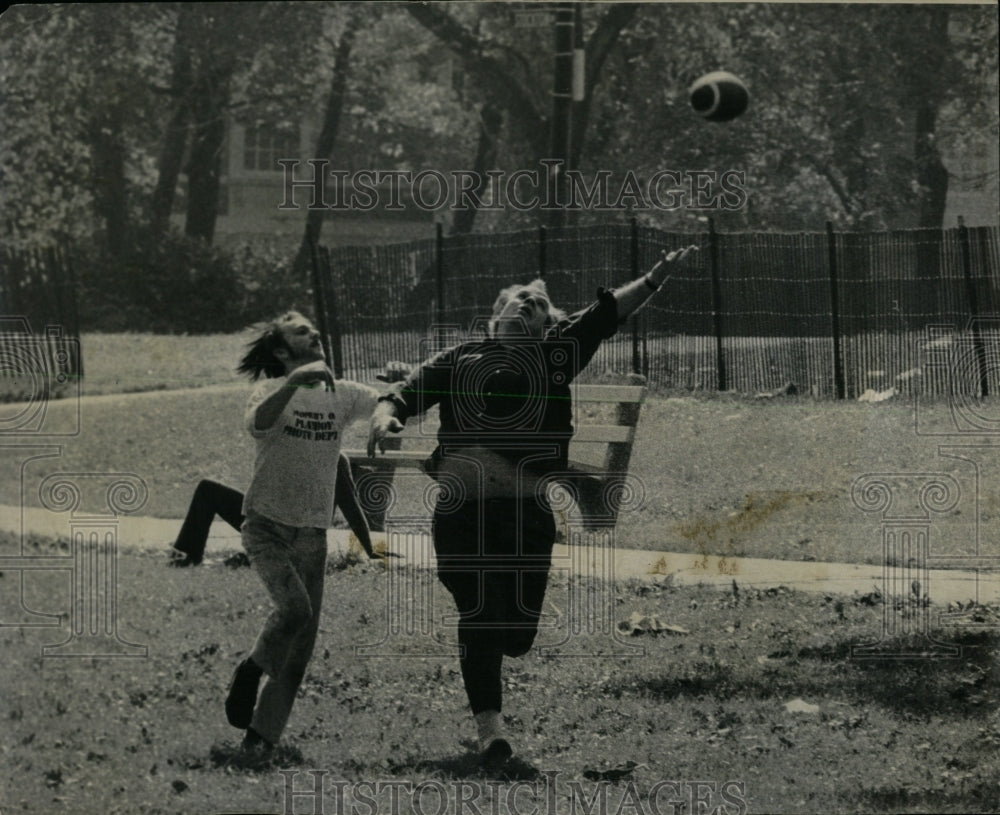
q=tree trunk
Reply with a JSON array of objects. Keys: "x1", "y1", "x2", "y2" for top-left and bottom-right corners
[
  {"x1": 568, "y1": 4, "x2": 638, "y2": 171},
  {"x1": 405, "y1": 3, "x2": 547, "y2": 159},
  {"x1": 293, "y1": 14, "x2": 359, "y2": 276},
  {"x1": 90, "y1": 99, "x2": 129, "y2": 260},
  {"x1": 912, "y1": 6, "x2": 950, "y2": 229},
  {"x1": 909, "y1": 7, "x2": 950, "y2": 317},
  {"x1": 914, "y1": 105, "x2": 949, "y2": 229},
  {"x1": 86, "y1": 12, "x2": 129, "y2": 260},
  {"x1": 150, "y1": 5, "x2": 195, "y2": 237},
  {"x1": 184, "y1": 68, "x2": 229, "y2": 244},
  {"x1": 451, "y1": 104, "x2": 503, "y2": 235}
]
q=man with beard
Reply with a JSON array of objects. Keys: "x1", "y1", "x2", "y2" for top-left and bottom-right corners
[{"x1": 225, "y1": 311, "x2": 380, "y2": 754}]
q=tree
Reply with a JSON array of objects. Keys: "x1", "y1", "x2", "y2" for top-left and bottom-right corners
[
  {"x1": 150, "y1": 4, "x2": 196, "y2": 237},
  {"x1": 1, "y1": 4, "x2": 172, "y2": 250},
  {"x1": 181, "y1": 4, "x2": 272, "y2": 243},
  {"x1": 588, "y1": 3, "x2": 997, "y2": 230},
  {"x1": 293, "y1": 8, "x2": 362, "y2": 274},
  {"x1": 451, "y1": 103, "x2": 503, "y2": 235},
  {"x1": 404, "y1": 3, "x2": 639, "y2": 231},
  {"x1": 145, "y1": 3, "x2": 332, "y2": 244}
]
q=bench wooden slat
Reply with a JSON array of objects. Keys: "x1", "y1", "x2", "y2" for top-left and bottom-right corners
[
  {"x1": 351, "y1": 423, "x2": 633, "y2": 451},
  {"x1": 347, "y1": 449, "x2": 427, "y2": 469},
  {"x1": 349, "y1": 383, "x2": 647, "y2": 531},
  {"x1": 347, "y1": 450, "x2": 609, "y2": 477}
]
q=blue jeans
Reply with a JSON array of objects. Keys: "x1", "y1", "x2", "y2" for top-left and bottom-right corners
[{"x1": 241, "y1": 512, "x2": 327, "y2": 744}]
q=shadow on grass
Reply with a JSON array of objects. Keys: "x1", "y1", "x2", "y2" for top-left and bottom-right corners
[
  {"x1": 627, "y1": 630, "x2": 997, "y2": 718},
  {"x1": 859, "y1": 780, "x2": 997, "y2": 814},
  {"x1": 207, "y1": 740, "x2": 306, "y2": 773},
  {"x1": 385, "y1": 742, "x2": 540, "y2": 782}
]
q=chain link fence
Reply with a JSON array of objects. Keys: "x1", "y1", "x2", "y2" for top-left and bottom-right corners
[{"x1": 312, "y1": 222, "x2": 1000, "y2": 397}]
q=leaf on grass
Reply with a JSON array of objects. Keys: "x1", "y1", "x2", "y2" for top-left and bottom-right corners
[
  {"x1": 857, "y1": 387, "x2": 898, "y2": 403},
  {"x1": 617, "y1": 612, "x2": 689, "y2": 636},
  {"x1": 583, "y1": 761, "x2": 645, "y2": 782},
  {"x1": 754, "y1": 382, "x2": 797, "y2": 399},
  {"x1": 784, "y1": 698, "x2": 820, "y2": 715}
]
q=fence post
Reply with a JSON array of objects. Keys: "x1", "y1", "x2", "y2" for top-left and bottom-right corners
[
  {"x1": 630, "y1": 217, "x2": 640, "y2": 375},
  {"x1": 62, "y1": 245, "x2": 84, "y2": 381},
  {"x1": 708, "y1": 218, "x2": 727, "y2": 392},
  {"x1": 326, "y1": 249, "x2": 345, "y2": 380},
  {"x1": 45, "y1": 246, "x2": 65, "y2": 329},
  {"x1": 308, "y1": 238, "x2": 336, "y2": 376},
  {"x1": 435, "y1": 222, "x2": 446, "y2": 346},
  {"x1": 59, "y1": 245, "x2": 83, "y2": 345},
  {"x1": 9, "y1": 248, "x2": 25, "y2": 315},
  {"x1": 642, "y1": 319, "x2": 649, "y2": 379},
  {"x1": 538, "y1": 225, "x2": 547, "y2": 279},
  {"x1": 958, "y1": 216, "x2": 989, "y2": 397},
  {"x1": 826, "y1": 221, "x2": 846, "y2": 399}
]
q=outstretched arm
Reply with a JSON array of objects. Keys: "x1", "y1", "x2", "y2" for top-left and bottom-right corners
[
  {"x1": 367, "y1": 353, "x2": 448, "y2": 456},
  {"x1": 613, "y1": 245, "x2": 699, "y2": 323},
  {"x1": 367, "y1": 400, "x2": 405, "y2": 457}
]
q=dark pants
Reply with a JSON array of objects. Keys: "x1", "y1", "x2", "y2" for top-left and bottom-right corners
[
  {"x1": 432, "y1": 497, "x2": 556, "y2": 714},
  {"x1": 173, "y1": 480, "x2": 245, "y2": 563},
  {"x1": 174, "y1": 457, "x2": 370, "y2": 563}
]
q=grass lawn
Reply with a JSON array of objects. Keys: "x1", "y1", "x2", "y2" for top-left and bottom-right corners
[
  {"x1": 1, "y1": 532, "x2": 996, "y2": 815},
  {"x1": 1, "y1": 330, "x2": 998, "y2": 568},
  {"x1": 76, "y1": 332, "x2": 258, "y2": 396},
  {"x1": 2, "y1": 332, "x2": 997, "y2": 815}
]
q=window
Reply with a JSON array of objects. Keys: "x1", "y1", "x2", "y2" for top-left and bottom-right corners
[{"x1": 243, "y1": 123, "x2": 299, "y2": 172}]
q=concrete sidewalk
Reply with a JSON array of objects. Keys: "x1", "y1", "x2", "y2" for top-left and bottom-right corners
[{"x1": 1, "y1": 504, "x2": 996, "y2": 607}]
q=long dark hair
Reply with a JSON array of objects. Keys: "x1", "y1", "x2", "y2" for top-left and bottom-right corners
[{"x1": 236, "y1": 311, "x2": 303, "y2": 380}]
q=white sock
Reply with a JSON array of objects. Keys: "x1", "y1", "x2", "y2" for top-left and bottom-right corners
[{"x1": 474, "y1": 710, "x2": 504, "y2": 750}]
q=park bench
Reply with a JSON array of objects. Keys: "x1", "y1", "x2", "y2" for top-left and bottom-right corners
[{"x1": 344, "y1": 381, "x2": 647, "y2": 532}]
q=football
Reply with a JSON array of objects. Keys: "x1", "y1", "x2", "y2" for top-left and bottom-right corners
[{"x1": 689, "y1": 71, "x2": 749, "y2": 122}]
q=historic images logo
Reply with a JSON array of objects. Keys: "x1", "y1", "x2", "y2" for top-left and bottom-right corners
[
  {"x1": 279, "y1": 771, "x2": 749, "y2": 815},
  {"x1": 277, "y1": 160, "x2": 748, "y2": 215}
]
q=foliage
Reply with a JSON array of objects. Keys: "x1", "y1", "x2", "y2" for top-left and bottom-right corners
[
  {"x1": 399, "y1": 3, "x2": 998, "y2": 231},
  {"x1": 0, "y1": 5, "x2": 172, "y2": 249},
  {"x1": 1, "y1": 2, "x2": 996, "y2": 267},
  {"x1": 73, "y1": 229, "x2": 308, "y2": 333},
  {"x1": 569, "y1": 3, "x2": 999, "y2": 231}
]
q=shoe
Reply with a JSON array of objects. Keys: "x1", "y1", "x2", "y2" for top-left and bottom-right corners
[
  {"x1": 225, "y1": 657, "x2": 263, "y2": 729},
  {"x1": 241, "y1": 726, "x2": 274, "y2": 755},
  {"x1": 167, "y1": 548, "x2": 201, "y2": 568},
  {"x1": 481, "y1": 737, "x2": 513, "y2": 770}
]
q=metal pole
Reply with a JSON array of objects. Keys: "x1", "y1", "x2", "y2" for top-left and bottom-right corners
[
  {"x1": 548, "y1": 2, "x2": 574, "y2": 229},
  {"x1": 62, "y1": 244, "x2": 84, "y2": 379},
  {"x1": 327, "y1": 252, "x2": 345, "y2": 379},
  {"x1": 630, "y1": 217, "x2": 640, "y2": 375},
  {"x1": 436, "y1": 222, "x2": 446, "y2": 347},
  {"x1": 708, "y1": 218, "x2": 727, "y2": 392},
  {"x1": 958, "y1": 217, "x2": 989, "y2": 397},
  {"x1": 538, "y1": 225, "x2": 547, "y2": 279},
  {"x1": 308, "y1": 237, "x2": 335, "y2": 375},
  {"x1": 826, "y1": 221, "x2": 846, "y2": 399}
]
